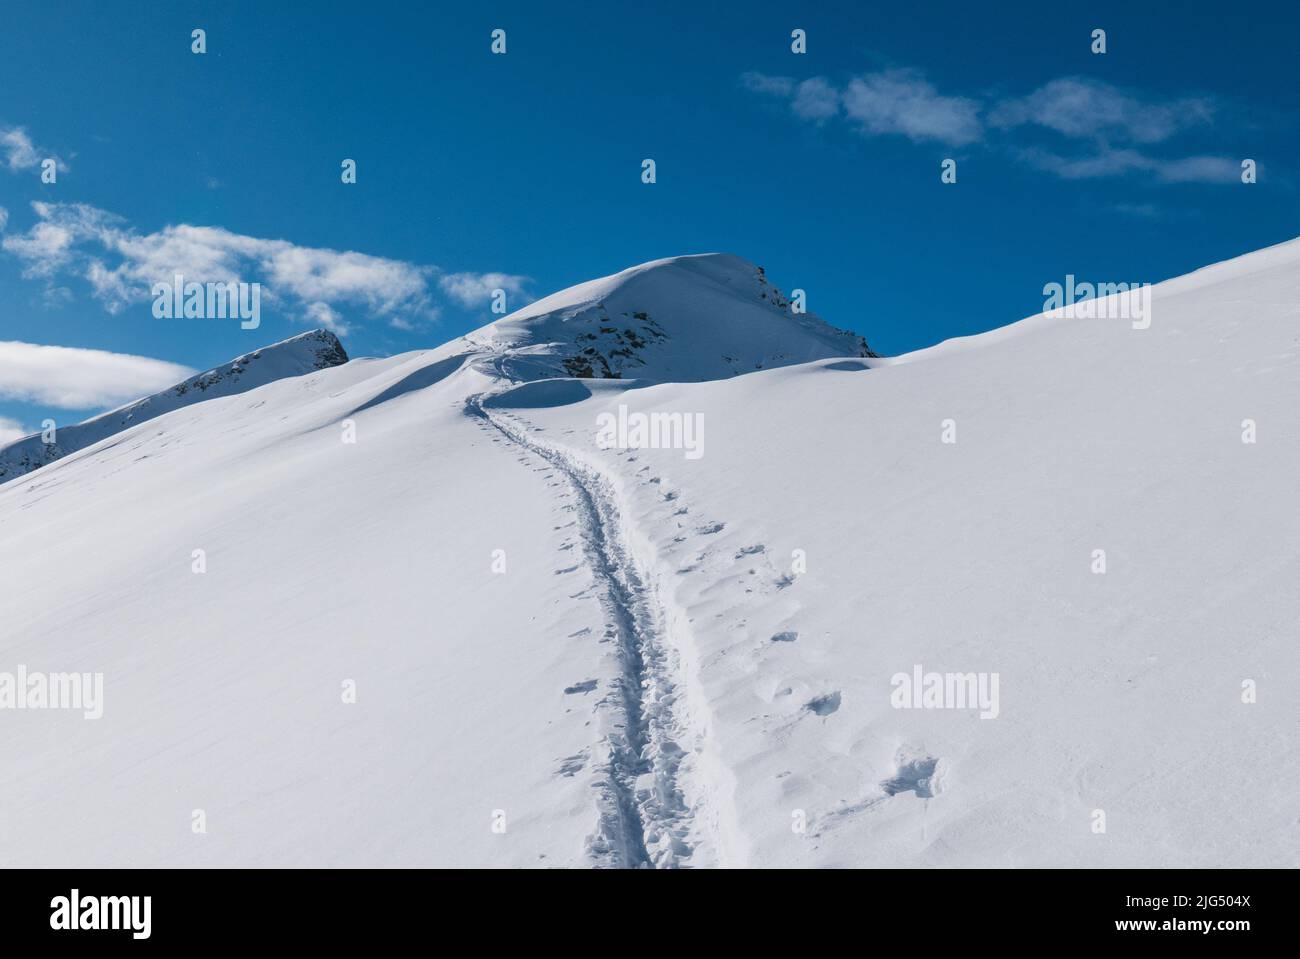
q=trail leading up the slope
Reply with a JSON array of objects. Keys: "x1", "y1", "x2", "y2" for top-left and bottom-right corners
[{"x1": 465, "y1": 392, "x2": 698, "y2": 868}]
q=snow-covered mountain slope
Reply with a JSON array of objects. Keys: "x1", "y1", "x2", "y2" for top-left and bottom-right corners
[
  {"x1": 0, "y1": 329, "x2": 348, "y2": 483},
  {"x1": 1, "y1": 244, "x2": 1297, "y2": 868},
  {"x1": 0, "y1": 349, "x2": 611, "y2": 867},
  {"x1": 490, "y1": 238, "x2": 1300, "y2": 867},
  {"x1": 459, "y1": 253, "x2": 873, "y2": 382}
]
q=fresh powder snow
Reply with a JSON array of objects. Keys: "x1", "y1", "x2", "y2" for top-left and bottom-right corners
[{"x1": 1, "y1": 248, "x2": 1295, "y2": 867}]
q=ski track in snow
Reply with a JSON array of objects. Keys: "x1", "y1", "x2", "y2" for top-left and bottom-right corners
[{"x1": 466, "y1": 391, "x2": 696, "y2": 868}]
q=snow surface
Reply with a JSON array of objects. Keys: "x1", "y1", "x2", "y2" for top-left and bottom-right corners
[{"x1": 1, "y1": 248, "x2": 1297, "y2": 867}]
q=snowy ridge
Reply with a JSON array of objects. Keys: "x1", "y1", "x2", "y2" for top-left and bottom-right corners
[{"x1": 0, "y1": 329, "x2": 348, "y2": 484}]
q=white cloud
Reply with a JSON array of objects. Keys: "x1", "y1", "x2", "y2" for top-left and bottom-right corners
[
  {"x1": 1016, "y1": 146, "x2": 1151, "y2": 179},
  {"x1": 742, "y1": 68, "x2": 1237, "y2": 181},
  {"x1": 304, "y1": 302, "x2": 351, "y2": 337},
  {"x1": 0, "y1": 415, "x2": 28, "y2": 445},
  {"x1": 1155, "y1": 155, "x2": 1241, "y2": 184},
  {"x1": 746, "y1": 68, "x2": 979, "y2": 144},
  {"x1": 0, "y1": 128, "x2": 40, "y2": 169},
  {"x1": 792, "y1": 78, "x2": 839, "y2": 121},
  {"x1": 0, "y1": 341, "x2": 195, "y2": 410},
  {"x1": 264, "y1": 242, "x2": 430, "y2": 314},
  {"x1": 0, "y1": 205, "x2": 8, "y2": 232},
  {"x1": 1018, "y1": 146, "x2": 1240, "y2": 183},
  {"x1": 1, "y1": 202, "x2": 529, "y2": 326},
  {"x1": 438, "y1": 271, "x2": 531, "y2": 309},
  {"x1": 0, "y1": 125, "x2": 67, "y2": 173},
  {"x1": 2, "y1": 203, "x2": 119, "y2": 279},
  {"x1": 989, "y1": 78, "x2": 1214, "y2": 144},
  {"x1": 842, "y1": 70, "x2": 982, "y2": 145}
]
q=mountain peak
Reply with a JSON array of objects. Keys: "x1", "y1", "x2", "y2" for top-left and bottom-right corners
[
  {"x1": 240, "y1": 328, "x2": 349, "y2": 369},
  {"x1": 464, "y1": 253, "x2": 872, "y2": 383},
  {"x1": 0, "y1": 329, "x2": 349, "y2": 484}
]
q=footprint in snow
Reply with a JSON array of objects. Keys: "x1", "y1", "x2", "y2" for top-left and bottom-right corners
[
  {"x1": 563, "y1": 679, "x2": 598, "y2": 695},
  {"x1": 805, "y1": 691, "x2": 841, "y2": 716},
  {"x1": 881, "y1": 756, "x2": 940, "y2": 798},
  {"x1": 771, "y1": 631, "x2": 798, "y2": 643},
  {"x1": 697, "y1": 522, "x2": 725, "y2": 535}
]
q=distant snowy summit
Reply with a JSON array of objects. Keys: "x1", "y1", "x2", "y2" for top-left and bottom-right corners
[
  {"x1": 0, "y1": 329, "x2": 348, "y2": 483},
  {"x1": 461, "y1": 253, "x2": 874, "y2": 384}
]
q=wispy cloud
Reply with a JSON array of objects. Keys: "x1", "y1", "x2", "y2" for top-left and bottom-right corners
[
  {"x1": 1156, "y1": 155, "x2": 1243, "y2": 184},
  {"x1": 1017, "y1": 147, "x2": 1241, "y2": 183},
  {"x1": 842, "y1": 70, "x2": 982, "y2": 145},
  {"x1": 792, "y1": 77, "x2": 840, "y2": 122},
  {"x1": 0, "y1": 415, "x2": 28, "y2": 445},
  {"x1": 988, "y1": 78, "x2": 1213, "y2": 144},
  {"x1": 1, "y1": 202, "x2": 531, "y2": 328},
  {"x1": 745, "y1": 68, "x2": 980, "y2": 145},
  {"x1": 0, "y1": 205, "x2": 8, "y2": 232},
  {"x1": 741, "y1": 68, "x2": 1239, "y2": 182},
  {"x1": 743, "y1": 73, "x2": 842, "y2": 123},
  {"x1": 303, "y1": 302, "x2": 351, "y2": 337},
  {"x1": 740, "y1": 72, "x2": 795, "y2": 98},
  {"x1": 0, "y1": 340, "x2": 195, "y2": 410},
  {"x1": 438, "y1": 271, "x2": 531, "y2": 309},
  {"x1": 0, "y1": 125, "x2": 68, "y2": 173},
  {"x1": 3, "y1": 202, "x2": 110, "y2": 278}
]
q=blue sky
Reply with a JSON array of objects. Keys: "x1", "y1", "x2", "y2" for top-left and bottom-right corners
[{"x1": 2, "y1": 0, "x2": 1297, "y2": 439}]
